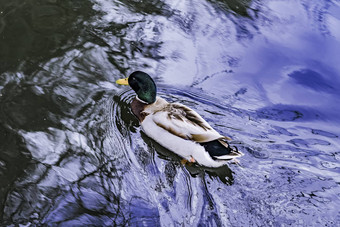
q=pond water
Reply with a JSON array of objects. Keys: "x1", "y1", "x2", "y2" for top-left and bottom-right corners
[{"x1": 1, "y1": 0, "x2": 340, "y2": 226}]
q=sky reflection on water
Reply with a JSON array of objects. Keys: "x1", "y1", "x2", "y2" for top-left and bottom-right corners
[{"x1": 0, "y1": 0, "x2": 340, "y2": 226}]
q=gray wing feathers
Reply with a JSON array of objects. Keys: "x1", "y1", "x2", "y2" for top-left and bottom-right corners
[{"x1": 152, "y1": 103, "x2": 225, "y2": 143}]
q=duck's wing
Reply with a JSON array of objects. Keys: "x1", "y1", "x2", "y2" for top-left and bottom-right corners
[{"x1": 151, "y1": 103, "x2": 230, "y2": 143}]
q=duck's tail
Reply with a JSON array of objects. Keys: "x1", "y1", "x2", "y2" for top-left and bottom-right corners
[{"x1": 200, "y1": 138, "x2": 243, "y2": 160}]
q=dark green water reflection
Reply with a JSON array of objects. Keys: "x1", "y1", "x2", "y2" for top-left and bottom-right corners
[{"x1": 0, "y1": 0, "x2": 96, "y2": 73}]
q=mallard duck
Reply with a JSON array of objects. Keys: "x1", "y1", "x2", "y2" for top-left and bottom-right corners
[{"x1": 116, "y1": 71, "x2": 243, "y2": 167}]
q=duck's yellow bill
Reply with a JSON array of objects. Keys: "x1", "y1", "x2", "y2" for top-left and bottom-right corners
[{"x1": 116, "y1": 77, "x2": 129, "y2": 85}]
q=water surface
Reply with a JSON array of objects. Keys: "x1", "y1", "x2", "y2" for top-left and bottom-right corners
[{"x1": 0, "y1": 0, "x2": 340, "y2": 226}]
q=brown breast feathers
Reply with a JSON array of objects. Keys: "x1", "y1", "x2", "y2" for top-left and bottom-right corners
[{"x1": 131, "y1": 98, "x2": 148, "y2": 122}]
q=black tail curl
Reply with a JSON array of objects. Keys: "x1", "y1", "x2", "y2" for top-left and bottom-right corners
[{"x1": 200, "y1": 139, "x2": 239, "y2": 160}]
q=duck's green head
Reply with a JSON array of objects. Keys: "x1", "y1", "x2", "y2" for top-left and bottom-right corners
[{"x1": 116, "y1": 71, "x2": 157, "y2": 104}]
